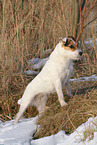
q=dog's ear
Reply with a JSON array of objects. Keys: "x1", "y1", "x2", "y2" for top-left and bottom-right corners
[
  {"x1": 59, "y1": 37, "x2": 63, "y2": 43},
  {"x1": 59, "y1": 37, "x2": 67, "y2": 44},
  {"x1": 62, "y1": 37, "x2": 68, "y2": 45}
]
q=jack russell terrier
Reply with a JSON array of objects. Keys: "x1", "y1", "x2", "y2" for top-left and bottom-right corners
[{"x1": 14, "y1": 36, "x2": 82, "y2": 124}]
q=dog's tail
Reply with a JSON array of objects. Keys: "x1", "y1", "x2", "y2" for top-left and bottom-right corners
[{"x1": 18, "y1": 98, "x2": 22, "y2": 105}]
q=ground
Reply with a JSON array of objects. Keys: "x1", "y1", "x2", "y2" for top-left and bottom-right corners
[
  {"x1": 33, "y1": 81, "x2": 97, "y2": 138},
  {"x1": 1, "y1": 78, "x2": 97, "y2": 139}
]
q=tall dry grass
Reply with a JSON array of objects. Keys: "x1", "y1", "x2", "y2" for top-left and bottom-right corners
[{"x1": 0, "y1": 0, "x2": 97, "y2": 120}]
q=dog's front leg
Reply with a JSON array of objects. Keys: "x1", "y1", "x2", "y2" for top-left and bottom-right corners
[
  {"x1": 65, "y1": 80, "x2": 73, "y2": 97},
  {"x1": 55, "y1": 80, "x2": 68, "y2": 107}
]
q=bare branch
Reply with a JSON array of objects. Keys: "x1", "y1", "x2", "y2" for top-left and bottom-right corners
[
  {"x1": 82, "y1": 0, "x2": 87, "y2": 16},
  {"x1": 84, "y1": 0, "x2": 97, "y2": 19},
  {"x1": 83, "y1": 16, "x2": 97, "y2": 29},
  {"x1": 76, "y1": 0, "x2": 97, "y2": 41},
  {"x1": 76, "y1": 0, "x2": 85, "y2": 41}
]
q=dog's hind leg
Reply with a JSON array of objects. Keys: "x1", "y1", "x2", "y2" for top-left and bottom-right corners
[
  {"x1": 14, "y1": 103, "x2": 28, "y2": 125},
  {"x1": 33, "y1": 94, "x2": 47, "y2": 114}
]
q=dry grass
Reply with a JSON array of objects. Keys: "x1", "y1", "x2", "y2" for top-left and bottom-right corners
[
  {"x1": 34, "y1": 81, "x2": 97, "y2": 138},
  {"x1": 0, "y1": 0, "x2": 97, "y2": 139}
]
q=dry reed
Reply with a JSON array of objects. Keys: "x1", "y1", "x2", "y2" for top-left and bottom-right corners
[{"x1": 0, "y1": 0, "x2": 97, "y2": 128}]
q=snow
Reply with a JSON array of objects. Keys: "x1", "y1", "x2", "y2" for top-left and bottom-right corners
[
  {"x1": 84, "y1": 38, "x2": 97, "y2": 48},
  {"x1": 0, "y1": 116, "x2": 97, "y2": 145},
  {"x1": 0, "y1": 117, "x2": 38, "y2": 145},
  {"x1": 31, "y1": 131, "x2": 67, "y2": 145},
  {"x1": 70, "y1": 74, "x2": 97, "y2": 82}
]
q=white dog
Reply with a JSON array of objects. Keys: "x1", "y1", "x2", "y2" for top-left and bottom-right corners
[{"x1": 14, "y1": 36, "x2": 82, "y2": 124}]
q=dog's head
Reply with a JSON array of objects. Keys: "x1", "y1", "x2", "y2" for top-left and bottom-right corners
[{"x1": 58, "y1": 36, "x2": 82, "y2": 60}]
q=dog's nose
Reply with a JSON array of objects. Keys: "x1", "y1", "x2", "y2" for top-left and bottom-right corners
[{"x1": 79, "y1": 51, "x2": 83, "y2": 56}]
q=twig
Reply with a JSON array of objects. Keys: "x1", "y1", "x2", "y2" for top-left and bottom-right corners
[
  {"x1": 67, "y1": 111, "x2": 76, "y2": 130},
  {"x1": 84, "y1": 0, "x2": 97, "y2": 19},
  {"x1": 83, "y1": 16, "x2": 97, "y2": 29},
  {"x1": 76, "y1": 0, "x2": 97, "y2": 41}
]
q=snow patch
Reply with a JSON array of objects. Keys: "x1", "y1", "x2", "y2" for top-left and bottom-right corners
[
  {"x1": 31, "y1": 131, "x2": 67, "y2": 145},
  {"x1": 0, "y1": 117, "x2": 38, "y2": 145},
  {"x1": 0, "y1": 113, "x2": 97, "y2": 145},
  {"x1": 70, "y1": 74, "x2": 97, "y2": 82}
]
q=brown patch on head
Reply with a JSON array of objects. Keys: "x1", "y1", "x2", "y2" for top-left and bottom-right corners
[
  {"x1": 68, "y1": 36, "x2": 76, "y2": 41},
  {"x1": 68, "y1": 41, "x2": 77, "y2": 51},
  {"x1": 62, "y1": 36, "x2": 78, "y2": 51}
]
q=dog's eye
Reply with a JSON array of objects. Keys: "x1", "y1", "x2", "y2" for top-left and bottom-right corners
[{"x1": 70, "y1": 45, "x2": 74, "y2": 49}]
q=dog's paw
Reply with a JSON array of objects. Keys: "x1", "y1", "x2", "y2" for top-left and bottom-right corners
[
  {"x1": 67, "y1": 93, "x2": 73, "y2": 98},
  {"x1": 60, "y1": 101, "x2": 68, "y2": 107}
]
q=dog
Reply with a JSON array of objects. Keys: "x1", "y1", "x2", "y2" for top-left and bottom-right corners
[{"x1": 14, "y1": 36, "x2": 82, "y2": 124}]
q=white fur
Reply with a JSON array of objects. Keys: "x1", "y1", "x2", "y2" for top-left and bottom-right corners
[{"x1": 14, "y1": 38, "x2": 82, "y2": 124}]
